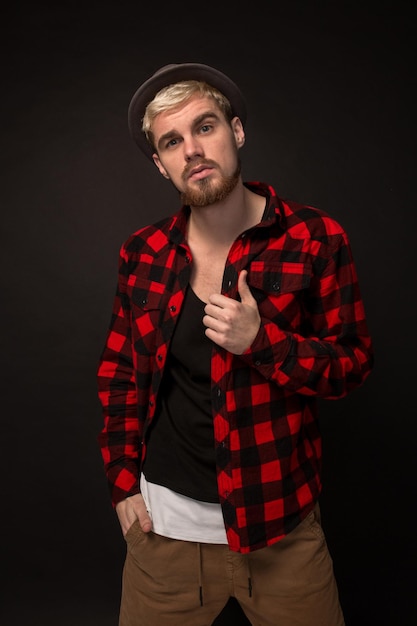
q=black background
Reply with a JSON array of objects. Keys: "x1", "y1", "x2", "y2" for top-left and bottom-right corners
[{"x1": 2, "y1": 1, "x2": 416, "y2": 625}]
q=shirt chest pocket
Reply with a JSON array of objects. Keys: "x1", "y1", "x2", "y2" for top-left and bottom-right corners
[{"x1": 248, "y1": 261, "x2": 312, "y2": 328}]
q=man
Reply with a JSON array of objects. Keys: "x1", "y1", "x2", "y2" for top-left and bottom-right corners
[{"x1": 97, "y1": 62, "x2": 373, "y2": 626}]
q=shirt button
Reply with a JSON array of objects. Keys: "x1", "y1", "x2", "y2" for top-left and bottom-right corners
[
  {"x1": 255, "y1": 360, "x2": 261, "y2": 366},
  {"x1": 185, "y1": 256, "x2": 191, "y2": 263},
  {"x1": 272, "y1": 282, "x2": 280, "y2": 291},
  {"x1": 157, "y1": 354, "x2": 163, "y2": 361},
  {"x1": 169, "y1": 305, "x2": 176, "y2": 312}
]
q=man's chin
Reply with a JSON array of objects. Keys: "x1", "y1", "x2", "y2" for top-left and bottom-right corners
[
  {"x1": 181, "y1": 174, "x2": 239, "y2": 207},
  {"x1": 180, "y1": 181, "x2": 216, "y2": 207}
]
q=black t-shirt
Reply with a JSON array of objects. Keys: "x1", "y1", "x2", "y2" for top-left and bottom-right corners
[{"x1": 143, "y1": 285, "x2": 219, "y2": 503}]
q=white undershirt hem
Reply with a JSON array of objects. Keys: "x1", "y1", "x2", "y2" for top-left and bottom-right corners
[{"x1": 140, "y1": 473, "x2": 228, "y2": 544}]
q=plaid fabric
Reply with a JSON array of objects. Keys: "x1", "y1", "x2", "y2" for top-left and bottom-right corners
[{"x1": 97, "y1": 182, "x2": 373, "y2": 553}]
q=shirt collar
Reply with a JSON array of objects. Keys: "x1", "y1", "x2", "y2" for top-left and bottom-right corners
[{"x1": 168, "y1": 181, "x2": 285, "y2": 246}]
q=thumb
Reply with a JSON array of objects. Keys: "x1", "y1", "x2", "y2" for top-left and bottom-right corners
[{"x1": 238, "y1": 270, "x2": 255, "y2": 303}]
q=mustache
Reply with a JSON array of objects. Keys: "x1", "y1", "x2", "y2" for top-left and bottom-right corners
[{"x1": 182, "y1": 159, "x2": 218, "y2": 181}]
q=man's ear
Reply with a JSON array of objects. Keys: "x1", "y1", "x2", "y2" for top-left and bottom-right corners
[
  {"x1": 232, "y1": 116, "x2": 245, "y2": 148},
  {"x1": 152, "y1": 154, "x2": 170, "y2": 179}
]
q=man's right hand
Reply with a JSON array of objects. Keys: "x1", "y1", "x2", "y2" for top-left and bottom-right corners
[{"x1": 115, "y1": 493, "x2": 153, "y2": 536}]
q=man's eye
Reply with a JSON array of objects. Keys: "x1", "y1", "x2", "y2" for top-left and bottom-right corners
[
  {"x1": 200, "y1": 124, "x2": 211, "y2": 133},
  {"x1": 166, "y1": 138, "x2": 178, "y2": 148}
]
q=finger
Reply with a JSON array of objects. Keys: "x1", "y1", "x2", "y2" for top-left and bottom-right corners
[
  {"x1": 207, "y1": 293, "x2": 229, "y2": 308},
  {"x1": 203, "y1": 313, "x2": 226, "y2": 333},
  {"x1": 138, "y1": 512, "x2": 152, "y2": 533},
  {"x1": 132, "y1": 495, "x2": 153, "y2": 533},
  {"x1": 238, "y1": 270, "x2": 254, "y2": 303},
  {"x1": 204, "y1": 302, "x2": 226, "y2": 321}
]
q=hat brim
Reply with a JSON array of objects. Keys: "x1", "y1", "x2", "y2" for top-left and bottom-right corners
[{"x1": 127, "y1": 63, "x2": 247, "y2": 161}]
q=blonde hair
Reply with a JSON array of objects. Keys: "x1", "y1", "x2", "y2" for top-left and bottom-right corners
[{"x1": 142, "y1": 80, "x2": 234, "y2": 152}]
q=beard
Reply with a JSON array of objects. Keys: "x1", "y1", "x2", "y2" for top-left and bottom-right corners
[{"x1": 180, "y1": 158, "x2": 241, "y2": 207}]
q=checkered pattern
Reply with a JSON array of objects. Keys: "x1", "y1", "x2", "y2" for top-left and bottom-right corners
[{"x1": 97, "y1": 182, "x2": 373, "y2": 553}]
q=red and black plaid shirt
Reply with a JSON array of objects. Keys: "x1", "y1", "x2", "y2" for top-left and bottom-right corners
[{"x1": 97, "y1": 182, "x2": 373, "y2": 553}]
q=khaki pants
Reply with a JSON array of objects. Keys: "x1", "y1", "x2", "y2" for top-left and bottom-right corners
[{"x1": 119, "y1": 504, "x2": 345, "y2": 626}]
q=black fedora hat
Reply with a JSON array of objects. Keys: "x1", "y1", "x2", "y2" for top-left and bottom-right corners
[{"x1": 128, "y1": 62, "x2": 247, "y2": 161}]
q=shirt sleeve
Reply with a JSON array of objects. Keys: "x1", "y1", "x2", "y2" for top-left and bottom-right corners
[
  {"x1": 97, "y1": 244, "x2": 142, "y2": 507},
  {"x1": 239, "y1": 231, "x2": 374, "y2": 398}
]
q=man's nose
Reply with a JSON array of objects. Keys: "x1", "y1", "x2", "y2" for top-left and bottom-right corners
[{"x1": 183, "y1": 135, "x2": 204, "y2": 161}]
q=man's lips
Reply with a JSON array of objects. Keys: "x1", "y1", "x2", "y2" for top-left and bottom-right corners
[
  {"x1": 183, "y1": 161, "x2": 216, "y2": 182},
  {"x1": 188, "y1": 165, "x2": 213, "y2": 180}
]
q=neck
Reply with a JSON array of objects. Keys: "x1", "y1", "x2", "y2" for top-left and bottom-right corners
[{"x1": 187, "y1": 183, "x2": 265, "y2": 248}]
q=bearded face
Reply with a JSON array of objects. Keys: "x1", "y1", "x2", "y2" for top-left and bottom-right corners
[{"x1": 179, "y1": 158, "x2": 241, "y2": 207}]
